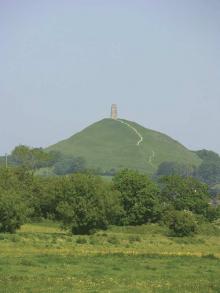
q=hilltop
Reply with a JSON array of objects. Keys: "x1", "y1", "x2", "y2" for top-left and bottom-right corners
[{"x1": 47, "y1": 118, "x2": 201, "y2": 174}]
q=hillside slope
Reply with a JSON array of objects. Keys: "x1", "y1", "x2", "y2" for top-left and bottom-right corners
[{"x1": 47, "y1": 118, "x2": 201, "y2": 174}]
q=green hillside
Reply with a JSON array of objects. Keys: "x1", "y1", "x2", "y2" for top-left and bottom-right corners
[{"x1": 47, "y1": 118, "x2": 201, "y2": 174}]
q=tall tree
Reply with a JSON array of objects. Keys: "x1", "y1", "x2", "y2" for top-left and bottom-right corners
[
  {"x1": 160, "y1": 176, "x2": 210, "y2": 216},
  {"x1": 113, "y1": 169, "x2": 161, "y2": 225}
]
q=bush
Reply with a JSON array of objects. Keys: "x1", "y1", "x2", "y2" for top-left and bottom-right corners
[
  {"x1": 0, "y1": 190, "x2": 28, "y2": 233},
  {"x1": 205, "y1": 206, "x2": 220, "y2": 222},
  {"x1": 30, "y1": 176, "x2": 64, "y2": 220},
  {"x1": 160, "y1": 176, "x2": 210, "y2": 217},
  {"x1": 156, "y1": 161, "x2": 196, "y2": 178},
  {"x1": 198, "y1": 221, "x2": 220, "y2": 236},
  {"x1": 168, "y1": 210, "x2": 198, "y2": 237},
  {"x1": 57, "y1": 174, "x2": 122, "y2": 235},
  {"x1": 53, "y1": 156, "x2": 86, "y2": 175},
  {"x1": 113, "y1": 169, "x2": 161, "y2": 225}
]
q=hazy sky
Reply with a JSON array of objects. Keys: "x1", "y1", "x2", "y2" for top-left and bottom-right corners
[{"x1": 1, "y1": 0, "x2": 220, "y2": 155}]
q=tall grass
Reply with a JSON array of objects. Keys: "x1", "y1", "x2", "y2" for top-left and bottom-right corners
[{"x1": 0, "y1": 221, "x2": 219, "y2": 292}]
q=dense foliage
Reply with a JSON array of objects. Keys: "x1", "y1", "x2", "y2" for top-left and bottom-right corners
[
  {"x1": 156, "y1": 150, "x2": 220, "y2": 189},
  {"x1": 57, "y1": 174, "x2": 122, "y2": 234},
  {"x1": 0, "y1": 168, "x2": 32, "y2": 233},
  {"x1": 4, "y1": 145, "x2": 86, "y2": 176},
  {"x1": 53, "y1": 156, "x2": 86, "y2": 175},
  {"x1": 2, "y1": 145, "x2": 220, "y2": 186},
  {"x1": 159, "y1": 176, "x2": 210, "y2": 216},
  {"x1": 11, "y1": 145, "x2": 56, "y2": 169},
  {"x1": 113, "y1": 169, "x2": 161, "y2": 225},
  {"x1": 156, "y1": 162, "x2": 196, "y2": 178},
  {"x1": 167, "y1": 210, "x2": 198, "y2": 237},
  {"x1": 0, "y1": 166, "x2": 218, "y2": 235},
  {"x1": 196, "y1": 150, "x2": 220, "y2": 185},
  {"x1": 0, "y1": 190, "x2": 28, "y2": 233}
]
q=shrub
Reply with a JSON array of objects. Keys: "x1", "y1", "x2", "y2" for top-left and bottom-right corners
[
  {"x1": 0, "y1": 190, "x2": 28, "y2": 233},
  {"x1": 53, "y1": 156, "x2": 86, "y2": 175},
  {"x1": 160, "y1": 176, "x2": 210, "y2": 217},
  {"x1": 113, "y1": 169, "x2": 162, "y2": 225},
  {"x1": 156, "y1": 161, "x2": 196, "y2": 177},
  {"x1": 168, "y1": 210, "x2": 198, "y2": 237},
  {"x1": 205, "y1": 206, "x2": 220, "y2": 222},
  {"x1": 30, "y1": 176, "x2": 64, "y2": 220},
  {"x1": 57, "y1": 174, "x2": 122, "y2": 235},
  {"x1": 198, "y1": 221, "x2": 220, "y2": 236}
]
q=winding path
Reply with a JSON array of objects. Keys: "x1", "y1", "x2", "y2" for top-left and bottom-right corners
[
  {"x1": 116, "y1": 119, "x2": 156, "y2": 167},
  {"x1": 117, "y1": 119, "x2": 143, "y2": 146}
]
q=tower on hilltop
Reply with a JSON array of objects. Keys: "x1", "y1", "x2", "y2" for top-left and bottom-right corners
[{"x1": 111, "y1": 104, "x2": 118, "y2": 120}]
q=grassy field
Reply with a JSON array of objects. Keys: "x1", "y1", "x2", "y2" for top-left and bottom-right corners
[
  {"x1": 47, "y1": 118, "x2": 201, "y2": 174},
  {"x1": 0, "y1": 222, "x2": 220, "y2": 292}
]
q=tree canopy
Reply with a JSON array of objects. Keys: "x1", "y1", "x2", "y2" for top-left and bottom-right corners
[
  {"x1": 160, "y1": 175, "x2": 210, "y2": 216},
  {"x1": 113, "y1": 169, "x2": 161, "y2": 225}
]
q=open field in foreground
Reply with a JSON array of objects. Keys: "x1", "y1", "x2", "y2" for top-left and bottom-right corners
[{"x1": 0, "y1": 222, "x2": 220, "y2": 292}]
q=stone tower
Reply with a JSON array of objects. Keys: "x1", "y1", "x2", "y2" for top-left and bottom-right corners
[{"x1": 111, "y1": 104, "x2": 118, "y2": 120}]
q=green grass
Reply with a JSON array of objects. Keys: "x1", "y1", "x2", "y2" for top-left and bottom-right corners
[
  {"x1": 0, "y1": 221, "x2": 220, "y2": 292},
  {"x1": 47, "y1": 118, "x2": 201, "y2": 175}
]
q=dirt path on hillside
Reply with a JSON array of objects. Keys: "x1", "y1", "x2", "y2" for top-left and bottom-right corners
[
  {"x1": 117, "y1": 119, "x2": 143, "y2": 146},
  {"x1": 117, "y1": 119, "x2": 155, "y2": 167}
]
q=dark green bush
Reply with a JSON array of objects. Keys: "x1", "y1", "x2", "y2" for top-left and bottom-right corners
[
  {"x1": 160, "y1": 176, "x2": 210, "y2": 217},
  {"x1": 0, "y1": 190, "x2": 28, "y2": 233},
  {"x1": 113, "y1": 169, "x2": 162, "y2": 225},
  {"x1": 57, "y1": 173, "x2": 122, "y2": 235},
  {"x1": 205, "y1": 206, "x2": 220, "y2": 222},
  {"x1": 53, "y1": 156, "x2": 86, "y2": 175},
  {"x1": 168, "y1": 210, "x2": 198, "y2": 237}
]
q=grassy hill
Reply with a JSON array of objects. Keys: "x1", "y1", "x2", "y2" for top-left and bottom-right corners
[{"x1": 47, "y1": 118, "x2": 201, "y2": 174}]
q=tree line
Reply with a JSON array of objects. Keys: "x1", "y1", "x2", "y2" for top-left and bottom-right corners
[
  {"x1": 0, "y1": 167, "x2": 219, "y2": 237},
  {"x1": 155, "y1": 149, "x2": 220, "y2": 193},
  {"x1": 2, "y1": 146, "x2": 220, "y2": 189},
  {"x1": 1, "y1": 145, "x2": 86, "y2": 175}
]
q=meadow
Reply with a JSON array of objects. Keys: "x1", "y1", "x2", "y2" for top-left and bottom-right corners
[{"x1": 0, "y1": 221, "x2": 220, "y2": 293}]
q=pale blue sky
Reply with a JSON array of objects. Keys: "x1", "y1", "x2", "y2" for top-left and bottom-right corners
[{"x1": 0, "y1": 0, "x2": 220, "y2": 155}]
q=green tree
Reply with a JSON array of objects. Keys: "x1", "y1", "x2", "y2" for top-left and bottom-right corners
[
  {"x1": 156, "y1": 161, "x2": 196, "y2": 178},
  {"x1": 28, "y1": 177, "x2": 56, "y2": 219},
  {"x1": 57, "y1": 174, "x2": 122, "y2": 234},
  {"x1": 196, "y1": 150, "x2": 220, "y2": 161},
  {"x1": 195, "y1": 150, "x2": 220, "y2": 185},
  {"x1": 11, "y1": 145, "x2": 53, "y2": 170},
  {"x1": 160, "y1": 176, "x2": 210, "y2": 217},
  {"x1": 168, "y1": 210, "x2": 198, "y2": 237},
  {"x1": 113, "y1": 169, "x2": 161, "y2": 225},
  {"x1": 0, "y1": 166, "x2": 33, "y2": 193},
  {"x1": 0, "y1": 189, "x2": 29, "y2": 233},
  {"x1": 53, "y1": 156, "x2": 86, "y2": 175},
  {"x1": 11, "y1": 145, "x2": 32, "y2": 167},
  {"x1": 197, "y1": 160, "x2": 220, "y2": 185},
  {"x1": 204, "y1": 206, "x2": 220, "y2": 222}
]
